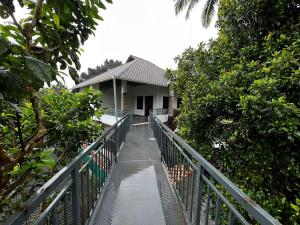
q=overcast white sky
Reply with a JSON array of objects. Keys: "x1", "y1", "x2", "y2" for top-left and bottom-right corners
[
  {"x1": 4, "y1": 0, "x2": 219, "y2": 87},
  {"x1": 74, "y1": 0, "x2": 219, "y2": 87}
]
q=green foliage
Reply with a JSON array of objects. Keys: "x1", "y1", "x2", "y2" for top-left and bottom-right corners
[
  {"x1": 169, "y1": 0, "x2": 300, "y2": 223},
  {"x1": 0, "y1": 87, "x2": 104, "y2": 221},
  {"x1": 0, "y1": 0, "x2": 109, "y2": 221},
  {"x1": 0, "y1": 0, "x2": 112, "y2": 98},
  {"x1": 40, "y1": 87, "x2": 104, "y2": 156}
]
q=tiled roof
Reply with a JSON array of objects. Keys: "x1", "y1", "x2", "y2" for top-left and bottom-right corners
[{"x1": 72, "y1": 55, "x2": 168, "y2": 89}]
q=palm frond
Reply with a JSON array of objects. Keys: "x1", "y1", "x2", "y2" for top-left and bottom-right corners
[
  {"x1": 174, "y1": 0, "x2": 191, "y2": 15},
  {"x1": 185, "y1": 0, "x2": 200, "y2": 19},
  {"x1": 201, "y1": 0, "x2": 218, "y2": 28}
]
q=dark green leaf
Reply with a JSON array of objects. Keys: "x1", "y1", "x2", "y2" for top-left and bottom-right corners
[
  {"x1": 25, "y1": 56, "x2": 52, "y2": 83},
  {"x1": 68, "y1": 66, "x2": 79, "y2": 84},
  {"x1": 0, "y1": 35, "x2": 9, "y2": 55}
]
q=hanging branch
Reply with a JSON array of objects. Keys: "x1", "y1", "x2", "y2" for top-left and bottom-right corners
[{"x1": 15, "y1": 111, "x2": 25, "y2": 152}]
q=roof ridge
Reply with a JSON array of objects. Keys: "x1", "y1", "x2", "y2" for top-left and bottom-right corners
[
  {"x1": 133, "y1": 56, "x2": 164, "y2": 71},
  {"x1": 75, "y1": 60, "x2": 134, "y2": 86}
]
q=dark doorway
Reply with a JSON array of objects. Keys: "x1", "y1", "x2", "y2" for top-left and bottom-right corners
[{"x1": 145, "y1": 96, "x2": 153, "y2": 116}]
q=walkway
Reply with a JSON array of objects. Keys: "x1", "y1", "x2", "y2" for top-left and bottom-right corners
[{"x1": 90, "y1": 124, "x2": 187, "y2": 225}]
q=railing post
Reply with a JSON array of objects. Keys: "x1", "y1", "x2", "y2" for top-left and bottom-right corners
[
  {"x1": 194, "y1": 164, "x2": 204, "y2": 225},
  {"x1": 114, "y1": 126, "x2": 118, "y2": 162},
  {"x1": 160, "y1": 124, "x2": 163, "y2": 161},
  {"x1": 71, "y1": 166, "x2": 81, "y2": 225}
]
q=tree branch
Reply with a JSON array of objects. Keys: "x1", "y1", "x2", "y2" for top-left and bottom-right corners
[
  {"x1": 15, "y1": 111, "x2": 25, "y2": 152},
  {"x1": 0, "y1": 170, "x2": 31, "y2": 203},
  {"x1": 31, "y1": 0, "x2": 45, "y2": 28}
]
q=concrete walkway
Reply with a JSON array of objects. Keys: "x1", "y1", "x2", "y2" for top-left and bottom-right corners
[{"x1": 90, "y1": 124, "x2": 187, "y2": 225}]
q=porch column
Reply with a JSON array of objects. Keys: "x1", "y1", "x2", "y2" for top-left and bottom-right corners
[
  {"x1": 168, "y1": 87, "x2": 174, "y2": 117},
  {"x1": 121, "y1": 80, "x2": 128, "y2": 111}
]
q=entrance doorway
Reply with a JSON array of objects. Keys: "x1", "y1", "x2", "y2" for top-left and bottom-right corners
[{"x1": 145, "y1": 96, "x2": 153, "y2": 116}]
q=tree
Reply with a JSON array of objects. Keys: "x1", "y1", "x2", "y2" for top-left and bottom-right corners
[
  {"x1": 168, "y1": 0, "x2": 300, "y2": 223},
  {"x1": 80, "y1": 58, "x2": 122, "y2": 81},
  {"x1": 0, "y1": 0, "x2": 110, "y2": 219},
  {"x1": 0, "y1": 87, "x2": 104, "y2": 221},
  {"x1": 174, "y1": 0, "x2": 219, "y2": 27}
]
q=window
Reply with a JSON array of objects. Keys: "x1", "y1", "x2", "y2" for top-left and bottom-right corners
[
  {"x1": 177, "y1": 98, "x2": 182, "y2": 108},
  {"x1": 163, "y1": 96, "x2": 169, "y2": 109},
  {"x1": 137, "y1": 96, "x2": 143, "y2": 109}
]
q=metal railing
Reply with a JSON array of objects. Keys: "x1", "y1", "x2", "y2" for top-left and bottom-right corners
[
  {"x1": 104, "y1": 108, "x2": 129, "y2": 118},
  {"x1": 150, "y1": 112, "x2": 281, "y2": 225},
  {"x1": 152, "y1": 108, "x2": 168, "y2": 115},
  {"x1": 4, "y1": 114, "x2": 132, "y2": 225}
]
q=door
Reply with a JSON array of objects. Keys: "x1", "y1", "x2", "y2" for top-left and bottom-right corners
[{"x1": 145, "y1": 96, "x2": 153, "y2": 116}]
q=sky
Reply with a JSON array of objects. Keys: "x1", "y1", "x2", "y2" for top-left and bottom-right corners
[
  {"x1": 75, "y1": 0, "x2": 219, "y2": 87},
  {"x1": 3, "y1": 0, "x2": 219, "y2": 87}
]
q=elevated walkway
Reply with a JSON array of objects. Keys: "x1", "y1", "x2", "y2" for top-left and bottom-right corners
[
  {"x1": 90, "y1": 124, "x2": 187, "y2": 225},
  {"x1": 4, "y1": 113, "x2": 282, "y2": 225}
]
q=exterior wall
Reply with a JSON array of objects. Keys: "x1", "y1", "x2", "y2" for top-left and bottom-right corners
[
  {"x1": 101, "y1": 87, "x2": 121, "y2": 109},
  {"x1": 80, "y1": 82, "x2": 179, "y2": 117},
  {"x1": 130, "y1": 85, "x2": 169, "y2": 116}
]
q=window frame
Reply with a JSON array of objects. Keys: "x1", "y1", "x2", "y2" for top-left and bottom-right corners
[{"x1": 136, "y1": 96, "x2": 143, "y2": 109}]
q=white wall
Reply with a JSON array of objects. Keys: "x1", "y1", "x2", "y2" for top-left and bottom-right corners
[
  {"x1": 129, "y1": 85, "x2": 170, "y2": 116},
  {"x1": 80, "y1": 82, "x2": 178, "y2": 116},
  {"x1": 100, "y1": 87, "x2": 121, "y2": 109}
]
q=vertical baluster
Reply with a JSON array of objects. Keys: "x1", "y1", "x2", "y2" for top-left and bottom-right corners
[
  {"x1": 175, "y1": 146, "x2": 179, "y2": 192},
  {"x1": 91, "y1": 157, "x2": 94, "y2": 208},
  {"x1": 63, "y1": 194, "x2": 68, "y2": 225},
  {"x1": 185, "y1": 162, "x2": 190, "y2": 211},
  {"x1": 179, "y1": 154, "x2": 183, "y2": 198},
  {"x1": 194, "y1": 165, "x2": 204, "y2": 225},
  {"x1": 108, "y1": 139, "x2": 112, "y2": 167},
  {"x1": 96, "y1": 150, "x2": 99, "y2": 195},
  {"x1": 214, "y1": 197, "x2": 221, "y2": 225},
  {"x1": 172, "y1": 139, "x2": 176, "y2": 183},
  {"x1": 114, "y1": 127, "x2": 117, "y2": 161},
  {"x1": 71, "y1": 167, "x2": 81, "y2": 225},
  {"x1": 104, "y1": 140, "x2": 107, "y2": 178},
  {"x1": 51, "y1": 207, "x2": 57, "y2": 225},
  {"x1": 205, "y1": 186, "x2": 211, "y2": 225},
  {"x1": 228, "y1": 211, "x2": 235, "y2": 225},
  {"x1": 181, "y1": 155, "x2": 186, "y2": 204},
  {"x1": 100, "y1": 145, "x2": 103, "y2": 189},
  {"x1": 189, "y1": 168, "x2": 195, "y2": 222},
  {"x1": 81, "y1": 170, "x2": 85, "y2": 223},
  {"x1": 166, "y1": 135, "x2": 170, "y2": 169},
  {"x1": 86, "y1": 166, "x2": 90, "y2": 217}
]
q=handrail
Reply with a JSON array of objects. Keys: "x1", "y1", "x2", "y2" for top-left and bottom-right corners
[
  {"x1": 104, "y1": 108, "x2": 129, "y2": 117},
  {"x1": 4, "y1": 114, "x2": 132, "y2": 225},
  {"x1": 150, "y1": 112, "x2": 281, "y2": 225},
  {"x1": 151, "y1": 108, "x2": 168, "y2": 115}
]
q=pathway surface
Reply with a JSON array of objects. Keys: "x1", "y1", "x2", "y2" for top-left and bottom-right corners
[{"x1": 90, "y1": 124, "x2": 187, "y2": 225}]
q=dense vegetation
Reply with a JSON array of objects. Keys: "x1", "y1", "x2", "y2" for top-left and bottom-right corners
[
  {"x1": 0, "y1": 87, "x2": 104, "y2": 221},
  {"x1": 80, "y1": 58, "x2": 122, "y2": 81},
  {"x1": 168, "y1": 0, "x2": 300, "y2": 223},
  {"x1": 0, "y1": 0, "x2": 110, "y2": 221}
]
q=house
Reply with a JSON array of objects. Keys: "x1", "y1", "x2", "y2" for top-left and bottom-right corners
[{"x1": 72, "y1": 55, "x2": 180, "y2": 122}]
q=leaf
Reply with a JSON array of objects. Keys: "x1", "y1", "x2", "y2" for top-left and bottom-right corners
[
  {"x1": 25, "y1": 56, "x2": 52, "y2": 83},
  {"x1": 53, "y1": 13, "x2": 60, "y2": 26},
  {"x1": 0, "y1": 35, "x2": 9, "y2": 55},
  {"x1": 6, "y1": 101, "x2": 24, "y2": 115},
  {"x1": 68, "y1": 66, "x2": 79, "y2": 84}
]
